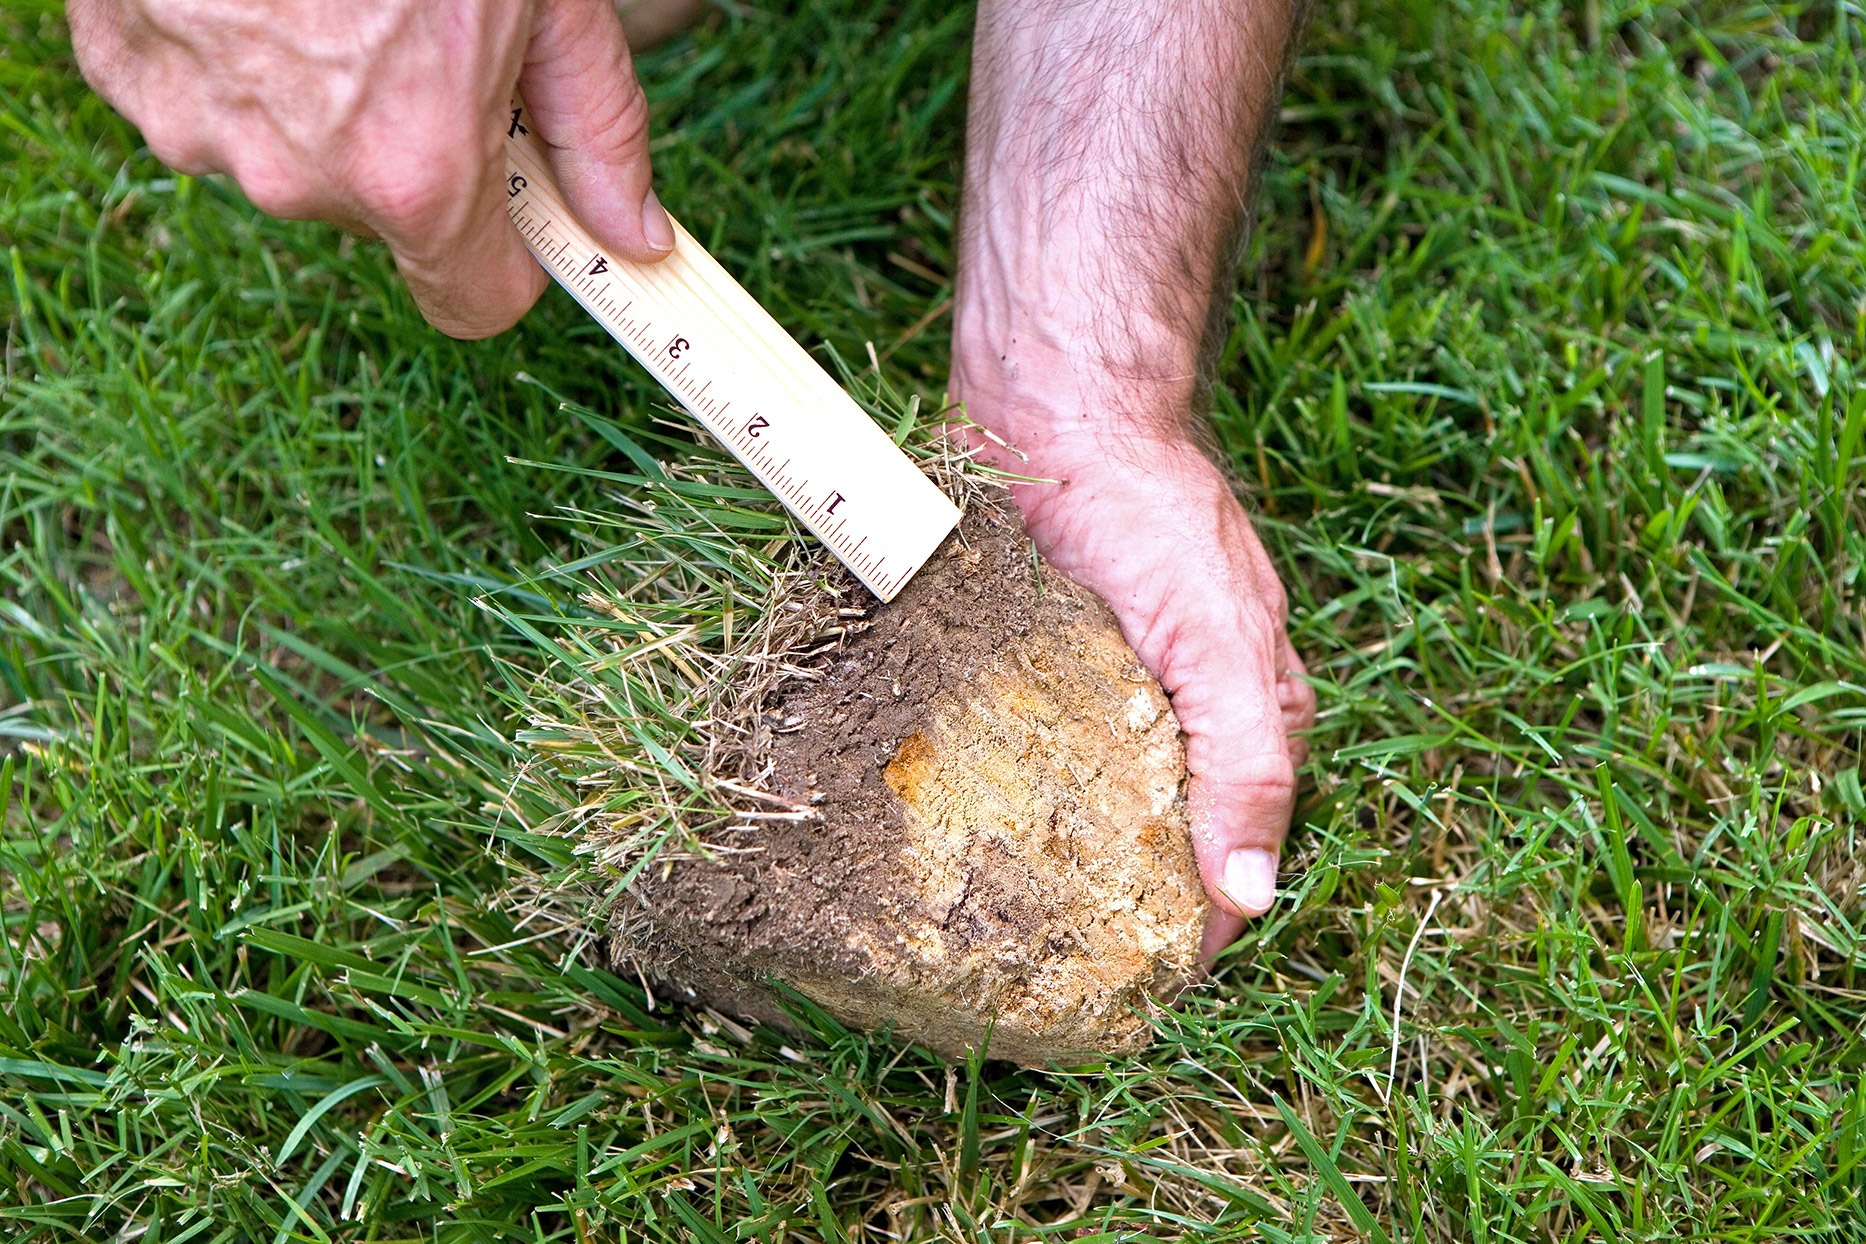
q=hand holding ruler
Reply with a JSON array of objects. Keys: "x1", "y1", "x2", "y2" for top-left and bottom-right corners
[{"x1": 501, "y1": 102, "x2": 959, "y2": 602}]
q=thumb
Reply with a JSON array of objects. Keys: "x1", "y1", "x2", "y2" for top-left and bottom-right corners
[
  {"x1": 1165, "y1": 637, "x2": 1298, "y2": 921},
  {"x1": 1188, "y1": 747, "x2": 1297, "y2": 920},
  {"x1": 519, "y1": 0, "x2": 675, "y2": 264}
]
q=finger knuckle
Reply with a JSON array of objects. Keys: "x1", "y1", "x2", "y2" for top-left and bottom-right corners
[
  {"x1": 66, "y1": 0, "x2": 121, "y2": 82},
  {"x1": 138, "y1": 115, "x2": 215, "y2": 176},
  {"x1": 409, "y1": 263, "x2": 543, "y2": 341},
  {"x1": 357, "y1": 164, "x2": 460, "y2": 235},
  {"x1": 1262, "y1": 580, "x2": 1290, "y2": 629},
  {"x1": 425, "y1": 308, "x2": 520, "y2": 341},
  {"x1": 1233, "y1": 752, "x2": 1298, "y2": 800},
  {"x1": 583, "y1": 82, "x2": 652, "y2": 163},
  {"x1": 1195, "y1": 749, "x2": 1298, "y2": 806},
  {"x1": 237, "y1": 166, "x2": 322, "y2": 219}
]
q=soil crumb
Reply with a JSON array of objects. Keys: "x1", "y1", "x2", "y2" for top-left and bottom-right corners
[{"x1": 614, "y1": 486, "x2": 1206, "y2": 1065}]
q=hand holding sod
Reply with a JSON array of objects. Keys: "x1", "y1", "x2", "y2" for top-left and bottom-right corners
[{"x1": 953, "y1": 0, "x2": 1314, "y2": 956}]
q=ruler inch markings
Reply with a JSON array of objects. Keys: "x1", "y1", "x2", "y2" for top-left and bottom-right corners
[{"x1": 501, "y1": 99, "x2": 956, "y2": 602}]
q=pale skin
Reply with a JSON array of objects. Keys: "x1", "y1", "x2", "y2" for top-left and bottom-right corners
[{"x1": 69, "y1": 0, "x2": 1315, "y2": 959}]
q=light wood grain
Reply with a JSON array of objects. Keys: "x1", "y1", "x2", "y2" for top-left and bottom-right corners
[{"x1": 502, "y1": 102, "x2": 958, "y2": 601}]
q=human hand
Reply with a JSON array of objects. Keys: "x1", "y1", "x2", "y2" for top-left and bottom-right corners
[
  {"x1": 953, "y1": 0, "x2": 1308, "y2": 958},
  {"x1": 68, "y1": 0, "x2": 674, "y2": 338},
  {"x1": 950, "y1": 366, "x2": 1315, "y2": 960}
]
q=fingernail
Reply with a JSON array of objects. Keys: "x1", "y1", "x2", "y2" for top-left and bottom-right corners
[
  {"x1": 642, "y1": 189, "x2": 675, "y2": 252},
  {"x1": 1222, "y1": 848, "x2": 1279, "y2": 916}
]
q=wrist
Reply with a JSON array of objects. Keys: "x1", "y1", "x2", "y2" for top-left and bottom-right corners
[
  {"x1": 950, "y1": 328, "x2": 1205, "y2": 465},
  {"x1": 948, "y1": 382, "x2": 1234, "y2": 558}
]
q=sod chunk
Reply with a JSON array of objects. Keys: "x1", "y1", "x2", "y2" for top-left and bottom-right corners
[{"x1": 617, "y1": 491, "x2": 1208, "y2": 1066}]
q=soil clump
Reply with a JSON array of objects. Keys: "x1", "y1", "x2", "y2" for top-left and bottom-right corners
[{"x1": 615, "y1": 487, "x2": 1207, "y2": 1065}]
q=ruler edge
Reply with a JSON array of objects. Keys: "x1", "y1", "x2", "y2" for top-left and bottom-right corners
[
  {"x1": 539, "y1": 252, "x2": 959, "y2": 600},
  {"x1": 501, "y1": 116, "x2": 958, "y2": 602}
]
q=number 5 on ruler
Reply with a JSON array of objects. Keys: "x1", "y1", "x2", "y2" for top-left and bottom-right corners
[{"x1": 501, "y1": 101, "x2": 958, "y2": 603}]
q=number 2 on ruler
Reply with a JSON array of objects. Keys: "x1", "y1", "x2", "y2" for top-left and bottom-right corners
[{"x1": 500, "y1": 102, "x2": 959, "y2": 601}]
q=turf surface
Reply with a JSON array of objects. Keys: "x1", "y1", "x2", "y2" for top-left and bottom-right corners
[{"x1": 3, "y1": 0, "x2": 1863, "y2": 1239}]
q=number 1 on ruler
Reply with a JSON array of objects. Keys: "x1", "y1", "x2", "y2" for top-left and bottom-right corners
[{"x1": 502, "y1": 102, "x2": 958, "y2": 602}]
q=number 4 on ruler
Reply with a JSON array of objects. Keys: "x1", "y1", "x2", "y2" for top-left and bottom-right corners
[{"x1": 500, "y1": 101, "x2": 958, "y2": 603}]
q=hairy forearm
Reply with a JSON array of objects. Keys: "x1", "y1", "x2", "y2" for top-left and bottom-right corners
[
  {"x1": 953, "y1": 0, "x2": 1300, "y2": 457},
  {"x1": 950, "y1": 1, "x2": 1316, "y2": 936}
]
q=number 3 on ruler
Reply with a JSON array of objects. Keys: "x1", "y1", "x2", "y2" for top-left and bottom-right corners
[{"x1": 500, "y1": 97, "x2": 959, "y2": 602}]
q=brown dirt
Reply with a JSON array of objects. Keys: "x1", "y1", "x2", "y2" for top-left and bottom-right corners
[{"x1": 614, "y1": 486, "x2": 1207, "y2": 1065}]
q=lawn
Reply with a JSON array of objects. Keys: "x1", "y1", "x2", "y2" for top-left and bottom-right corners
[{"x1": 3, "y1": 0, "x2": 1863, "y2": 1239}]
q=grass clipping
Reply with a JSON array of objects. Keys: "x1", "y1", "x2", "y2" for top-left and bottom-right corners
[{"x1": 506, "y1": 449, "x2": 1206, "y2": 1066}]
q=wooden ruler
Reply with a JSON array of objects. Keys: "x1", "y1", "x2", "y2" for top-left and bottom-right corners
[{"x1": 501, "y1": 102, "x2": 959, "y2": 602}]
